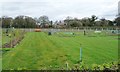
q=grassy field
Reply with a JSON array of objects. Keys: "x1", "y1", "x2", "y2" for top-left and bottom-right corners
[{"x1": 2, "y1": 31, "x2": 118, "y2": 70}]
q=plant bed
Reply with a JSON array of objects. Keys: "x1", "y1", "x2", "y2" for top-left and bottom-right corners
[{"x1": 2, "y1": 36, "x2": 24, "y2": 48}]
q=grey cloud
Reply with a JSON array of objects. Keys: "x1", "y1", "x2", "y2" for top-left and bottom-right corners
[{"x1": 0, "y1": 0, "x2": 119, "y2": 21}]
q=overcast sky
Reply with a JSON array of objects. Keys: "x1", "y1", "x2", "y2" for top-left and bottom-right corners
[{"x1": 0, "y1": 0, "x2": 119, "y2": 21}]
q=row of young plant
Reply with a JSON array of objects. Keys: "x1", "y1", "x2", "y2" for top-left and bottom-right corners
[
  {"x1": 2, "y1": 29, "x2": 26, "y2": 48},
  {"x1": 3, "y1": 60, "x2": 118, "y2": 71}
]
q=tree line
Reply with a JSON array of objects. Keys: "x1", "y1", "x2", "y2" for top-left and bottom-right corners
[
  {"x1": 64, "y1": 15, "x2": 119, "y2": 28},
  {"x1": 0, "y1": 15, "x2": 119, "y2": 28}
]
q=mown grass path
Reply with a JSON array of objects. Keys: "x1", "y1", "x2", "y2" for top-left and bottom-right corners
[{"x1": 2, "y1": 32, "x2": 118, "y2": 70}]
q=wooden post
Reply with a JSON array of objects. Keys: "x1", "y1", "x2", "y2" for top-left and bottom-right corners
[{"x1": 66, "y1": 61, "x2": 68, "y2": 70}]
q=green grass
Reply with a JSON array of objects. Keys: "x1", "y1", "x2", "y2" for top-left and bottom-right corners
[{"x1": 2, "y1": 32, "x2": 118, "y2": 70}]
